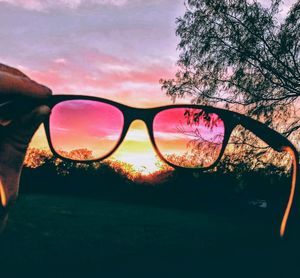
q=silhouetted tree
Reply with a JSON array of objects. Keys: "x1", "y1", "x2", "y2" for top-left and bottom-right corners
[{"x1": 161, "y1": 0, "x2": 300, "y2": 138}]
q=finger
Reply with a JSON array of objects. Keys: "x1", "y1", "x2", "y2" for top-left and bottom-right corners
[
  {"x1": 0, "y1": 71, "x2": 52, "y2": 99},
  {"x1": 6, "y1": 105, "x2": 51, "y2": 151},
  {"x1": 0, "y1": 63, "x2": 29, "y2": 78},
  {"x1": 0, "y1": 98, "x2": 48, "y2": 124}
]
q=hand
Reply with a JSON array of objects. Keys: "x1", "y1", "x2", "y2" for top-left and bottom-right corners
[{"x1": 0, "y1": 63, "x2": 52, "y2": 209}]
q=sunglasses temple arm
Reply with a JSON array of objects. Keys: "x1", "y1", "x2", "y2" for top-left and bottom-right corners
[
  {"x1": 238, "y1": 114, "x2": 299, "y2": 237},
  {"x1": 279, "y1": 146, "x2": 298, "y2": 237}
]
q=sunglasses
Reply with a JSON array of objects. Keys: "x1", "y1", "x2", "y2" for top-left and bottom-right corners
[
  {"x1": 0, "y1": 95, "x2": 298, "y2": 237},
  {"x1": 43, "y1": 95, "x2": 295, "y2": 165}
]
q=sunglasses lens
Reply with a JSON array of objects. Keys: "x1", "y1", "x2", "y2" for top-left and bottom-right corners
[
  {"x1": 49, "y1": 100, "x2": 124, "y2": 161},
  {"x1": 153, "y1": 108, "x2": 225, "y2": 168}
]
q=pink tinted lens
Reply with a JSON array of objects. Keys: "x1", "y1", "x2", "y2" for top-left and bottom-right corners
[
  {"x1": 153, "y1": 108, "x2": 225, "y2": 168},
  {"x1": 49, "y1": 100, "x2": 124, "y2": 161}
]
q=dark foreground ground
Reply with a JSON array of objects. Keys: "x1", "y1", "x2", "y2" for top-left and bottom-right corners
[{"x1": 0, "y1": 193, "x2": 300, "y2": 277}]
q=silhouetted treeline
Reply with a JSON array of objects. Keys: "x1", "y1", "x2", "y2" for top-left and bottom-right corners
[{"x1": 20, "y1": 148, "x2": 292, "y2": 221}]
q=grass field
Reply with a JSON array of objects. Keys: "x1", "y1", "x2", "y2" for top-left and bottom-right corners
[{"x1": 0, "y1": 193, "x2": 300, "y2": 277}]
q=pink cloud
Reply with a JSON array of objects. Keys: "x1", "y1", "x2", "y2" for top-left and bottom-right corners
[
  {"x1": 19, "y1": 49, "x2": 178, "y2": 106},
  {"x1": 54, "y1": 58, "x2": 67, "y2": 65}
]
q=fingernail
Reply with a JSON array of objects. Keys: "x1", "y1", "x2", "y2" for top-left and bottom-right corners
[
  {"x1": 29, "y1": 79, "x2": 52, "y2": 96},
  {"x1": 37, "y1": 83, "x2": 52, "y2": 96},
  {"x1": 37, "y1": 105, "x2": 51, "y2": 116},
  {"x1": 44, "y1": 86, "x2": 53, "y2": 96},
  {"x1": 0, "y1": 119, "x2": 12, "y2": 127}
]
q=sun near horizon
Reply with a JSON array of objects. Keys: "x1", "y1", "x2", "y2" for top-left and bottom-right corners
[{"x1": 30, "y1": 120, "x2": 169, "y2": 175}]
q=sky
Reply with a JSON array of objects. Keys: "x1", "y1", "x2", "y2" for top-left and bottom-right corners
[
  {"x1": 0, "y1": 0, "x2": 185, "y2": 107},
  {"x1": 0, "y1": 0, "x2": 297, "y2": 173},
  {"x1": 0, "y1": 0, "x2": 296, "y2": 105}
]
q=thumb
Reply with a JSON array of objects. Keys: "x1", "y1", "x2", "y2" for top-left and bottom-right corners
[{"x1": 0, "y1": 105, "x2": 51, "y2": 206}]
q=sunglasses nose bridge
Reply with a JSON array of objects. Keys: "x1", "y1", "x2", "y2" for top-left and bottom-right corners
[
  {"x1": 123, "y1": 108, "x2": 155, "y2": 148},
  {"x1": 126, "y1": 107, "x2": 154, "y2": 126}
]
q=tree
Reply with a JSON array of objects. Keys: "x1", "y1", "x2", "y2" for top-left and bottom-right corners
[{"x1": 161, "y1": 0, "x2": 300, "y2": 139}]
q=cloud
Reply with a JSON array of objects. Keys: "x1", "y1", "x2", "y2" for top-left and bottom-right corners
[
  {"x1": 0, "y1": 0, "x2": 129, "y2": 11},
  {"x1": 18, "y1": 49, "x2": 178, "y2": 106},
  {"x1": 54, "y1": 58, "x2": 68, "y2": 65}
]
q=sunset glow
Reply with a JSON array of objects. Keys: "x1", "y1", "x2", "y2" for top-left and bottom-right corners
[
  {"x1": 30, "y1": 121, "x2": 167, "y2": 174},
  {"x1": 112, "y1": 121, "x2": 165, "y2": 174}
]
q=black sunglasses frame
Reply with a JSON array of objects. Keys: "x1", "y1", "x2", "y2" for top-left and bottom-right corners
[{"x1": 43, "y1": 95, "x2": 297, "y2": 171}]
